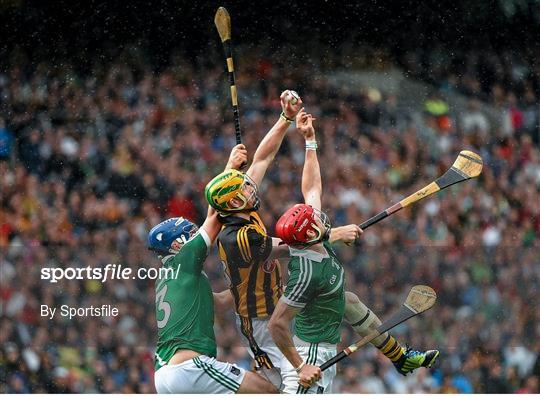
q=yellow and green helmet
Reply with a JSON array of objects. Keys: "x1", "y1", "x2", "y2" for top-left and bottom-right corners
[{"x1": 204, "y1": 169, "x2": 260, "y2": 213}]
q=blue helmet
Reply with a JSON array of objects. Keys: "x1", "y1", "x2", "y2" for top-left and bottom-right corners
[{"x1": 147, "y1": 217, "x2": 199, "y2": 255}]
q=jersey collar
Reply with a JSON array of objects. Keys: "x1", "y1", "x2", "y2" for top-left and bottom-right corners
[
  {"x1": 219, "y1": 212, "x2": 260, "y2": 226},
  {"x1": 288, "y1": 246, "x2": 330, "y2": 262},
  {"x1": 219, "y1": 213, "x2": 251, "y2": 225}
]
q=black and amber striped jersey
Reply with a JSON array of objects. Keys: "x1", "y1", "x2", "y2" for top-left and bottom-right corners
[{"x1": 217, "y1": 211, "x2": 282, "y2": 319}]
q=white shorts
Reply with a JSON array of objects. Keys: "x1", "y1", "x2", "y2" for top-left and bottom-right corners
[
  {"x1": 236, "y1": 316, "x2": 285, "y2": 389},
  {"x1": 281, "y1": 336, "x2": 337, "y2": 394},
  {"x1": 154, "y1": 355, "x2": 246, "y2": 394}
]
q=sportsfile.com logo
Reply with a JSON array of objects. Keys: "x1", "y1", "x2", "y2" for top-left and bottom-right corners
[{"x1": 40, "y1": 264, "x2": 180, "y2": 283}]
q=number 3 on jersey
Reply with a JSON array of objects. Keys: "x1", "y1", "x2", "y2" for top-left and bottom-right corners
[{"x1": 156, "y1": 284, "x2": 171, "y2": 329}]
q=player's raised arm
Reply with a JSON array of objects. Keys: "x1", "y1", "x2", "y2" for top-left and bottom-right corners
[
  {"x1": 198, "y1": 207, "x2": 220, "y2": 244},
  {"x1": 297, "y1": 108, "x2": 321, "y2": 210},
  {"x1": 246, "y1": 90, "x2": 302, "y2": 186},
  {"x1": 213, "y1": 289, "x2": 235, "y2": 310},
  {"x1": 296, "y1": 110, "x2": 363, "y2": 245}
]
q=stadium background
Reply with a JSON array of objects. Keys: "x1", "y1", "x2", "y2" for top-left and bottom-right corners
[{"x1": 1, "y1": 0, "x2": 539, "y2": 393}]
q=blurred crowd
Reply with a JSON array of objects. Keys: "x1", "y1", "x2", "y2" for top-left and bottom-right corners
[
  {"x1": 402, "y1": 47, "x2": 540, "y2": 142},
  {"x1": 1, "y1": 44, "x2": 539, "y2": 393}
]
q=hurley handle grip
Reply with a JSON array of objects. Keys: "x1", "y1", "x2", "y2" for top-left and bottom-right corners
[{"x1": 359, "y1": 210, "x2": 390, "y2": 230}]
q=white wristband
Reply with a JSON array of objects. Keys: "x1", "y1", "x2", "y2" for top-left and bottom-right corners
[
  {"x1": 305, "y1": 140, "x2": 317, "y2": 151},
  {"x1": 295, "y1": 361, "x2": 306, "y2": 373}
]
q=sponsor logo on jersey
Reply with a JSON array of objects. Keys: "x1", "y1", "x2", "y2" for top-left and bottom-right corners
[{"x1": 262, "y1": 259, "x2": 278, "y2": 273}]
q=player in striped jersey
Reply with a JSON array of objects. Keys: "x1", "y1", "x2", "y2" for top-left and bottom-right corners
[
  {"x1": 204, "y1": 90, "x2": 303, "y2": 387},
  {"x1": 268, "y1": 109, "x2": 439, "y2": 393}
]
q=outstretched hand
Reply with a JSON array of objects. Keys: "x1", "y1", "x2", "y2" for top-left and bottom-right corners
[
  {"x1": 225, "y1": 144, "x2": 248, "y2": 170},
  {"x1": 296, "y1": 108, "x2": 316, "y2": 140},
  {"x1": 280, "y1": 90, "x2": 303, "y2": 119}
]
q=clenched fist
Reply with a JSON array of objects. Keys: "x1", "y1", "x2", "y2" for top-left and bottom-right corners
[
  {"x1": 226, "y1": 144, "x2": 248, "y2": 170},
  {"x1": 330, "y1": 224, "x2": 363, "y2": 245},
  {"x1": 298, "y1": 364, "x2": 321, "y2": 389}
]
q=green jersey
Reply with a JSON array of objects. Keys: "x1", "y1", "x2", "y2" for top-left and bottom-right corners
[
  {"x1": 283, "y1": 241, "x2": 345, "y2": 344},
  {"x1": 154, "y1": 230, "x2": 216, "y2": 370}
]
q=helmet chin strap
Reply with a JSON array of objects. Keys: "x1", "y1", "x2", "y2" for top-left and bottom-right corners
[
  {"x1": 310, "y1": 224, "x2": 323, "y2": 242},
  {"x1": 234, "y1": 194, "x2": 249, "y2": 211},
  {"x1": 252, "y1": 197, "x2": 261, "y2": 210},
  {"x1": 293, "y1": 225, "x2": 323, "y2": 249},
  {"x1": 304, "y1": 221, "x2": 331, "y2": 247}
]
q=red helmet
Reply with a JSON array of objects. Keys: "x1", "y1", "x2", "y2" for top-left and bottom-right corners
[{"x1": 275, "y1": 204, "x2": 331, "y2": 247}]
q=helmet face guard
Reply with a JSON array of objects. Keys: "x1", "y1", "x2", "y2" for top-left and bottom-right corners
[
  {"x1": 238, "y1": 174, "x2": 260, "y2": 212},
  {"x1": 205, "y1": 170, "x2": 260, "y2": 214},
  {"x1": 275, "y1": 204, "x2": 331, "y2": 248}
]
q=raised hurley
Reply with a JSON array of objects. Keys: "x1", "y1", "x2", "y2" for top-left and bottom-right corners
[
  {"x1": 214, "y1": 7, "x2": 243, "y2": 147},
  {"x1": 358, "y1": 150, "x2": 483, "y2": 230}
]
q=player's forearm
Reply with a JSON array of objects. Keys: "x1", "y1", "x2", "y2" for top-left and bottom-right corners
[
  {"x1": 268, "y1": 320, "x2": 304, "y2": 369},
  {"x1": 301, "y1": 148, "x2": 322, "y2": 208},
  {"x1": 328, "y1": 227, "x2": 342, "y2": 244},
  {"x1": 213, "y1": 290, "x2": 234, "y2": 310},
  {"x1": 248, "y1": 118, "x2": 290, "y2": 183},
  {"x1": 224, "y1": 160, "x2": 234, "y2": 171},
  {"x1": 201, "y1": 208, "x2": 221, "y2": 243}
]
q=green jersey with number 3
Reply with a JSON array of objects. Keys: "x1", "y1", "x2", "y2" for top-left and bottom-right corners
[
  {"x1": 154, "y1": 230, "x2": 216, "y2": 370},
  {"x1": 283, "y1": 241, "x2": 345, "y2": 344}
]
